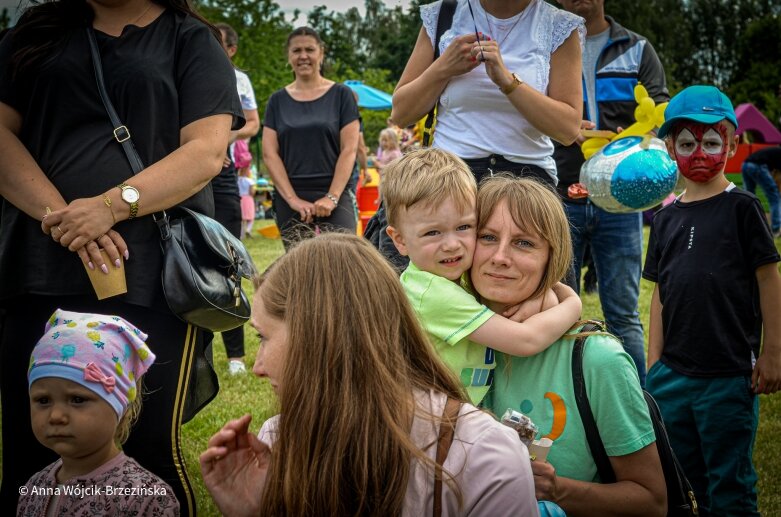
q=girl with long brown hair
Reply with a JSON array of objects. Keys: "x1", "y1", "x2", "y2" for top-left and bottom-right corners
[{"x1": 200, "y1": 234, "x2": 538, "y2": 515}]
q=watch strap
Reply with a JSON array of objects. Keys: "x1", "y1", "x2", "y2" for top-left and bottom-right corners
[{"x1": 501, "y1": 73, "x2": 523, "y2": 95}]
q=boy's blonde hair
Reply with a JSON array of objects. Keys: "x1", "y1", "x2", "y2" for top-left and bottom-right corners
[
  {"x1": 477, "y1": 174, "x2": 573, "y2": 301},
  {"x1": 381, "y1": 148, "x2": 476, "y2": 227}
]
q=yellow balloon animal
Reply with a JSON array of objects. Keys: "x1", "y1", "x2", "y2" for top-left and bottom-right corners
[{"x1": 581, "y1": 83, "x2": 668, "y2": 159}]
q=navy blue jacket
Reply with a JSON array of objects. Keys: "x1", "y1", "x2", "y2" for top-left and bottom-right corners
[{"x1": 555, "y1": 16, "x2": 669, "y2": 200}]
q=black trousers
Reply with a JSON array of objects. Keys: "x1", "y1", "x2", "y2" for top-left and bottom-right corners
[
  {"x1": 273, "y1": 186, "x2": 357, "y2": 251},
  {"x1": 213, "y1": 193, "x2": 245, "y2": 359},
  {"x1": 462, "y1": 155, "x2": 555, "y2": 188},
  {"x1": 0, "y1": 295, "x2": 207, "y2": 517}
]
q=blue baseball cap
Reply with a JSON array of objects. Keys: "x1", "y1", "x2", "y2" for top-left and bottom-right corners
[{"x1": 657, "y1": 85, "x2": 738, "y2": 139}]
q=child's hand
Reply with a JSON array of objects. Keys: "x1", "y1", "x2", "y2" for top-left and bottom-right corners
[
  {"x1": 551, "y1": 282, "x2": 577, "y2": 302},
  {"x1": 752, "y1": 350, "x2": 781, "y2": 394},
  {"x1": 552, "y1": 282, "x2": 582, "y2": 320},
  {"x1": 503, "y1": 289, "x2": 558, "y2": 322}
]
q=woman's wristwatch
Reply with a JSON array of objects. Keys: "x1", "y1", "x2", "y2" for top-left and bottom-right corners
[
  {"x1": 325, "y1": 193, "x2": 339, "y2": 206},
  {"x1": 501, "y1": 73, "x2": 523, "y2": 95},
  {"x1": 117, "y1": 183, "x2": 140, "y2": 219}
]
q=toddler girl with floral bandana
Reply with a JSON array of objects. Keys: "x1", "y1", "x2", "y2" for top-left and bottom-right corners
[{"x1": 17, "y1": 309, "x2": 180, "y2": 516}]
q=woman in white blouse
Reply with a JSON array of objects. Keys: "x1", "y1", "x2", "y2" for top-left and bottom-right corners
[{"x1": 392, "y1": 0, "x2": 583, "y2": 186}]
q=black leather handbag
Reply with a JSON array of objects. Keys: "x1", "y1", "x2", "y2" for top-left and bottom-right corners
[{"x1": 87, "y1": 28, "x2": 255, "y2": 332}]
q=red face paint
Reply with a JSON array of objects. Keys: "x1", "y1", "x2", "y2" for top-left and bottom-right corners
[{"x1": 671, "y1": 121, "x2": 731, "y2": 182}]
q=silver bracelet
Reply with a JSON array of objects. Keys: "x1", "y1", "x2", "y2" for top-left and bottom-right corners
[{"x1": 325, "y1": 193, "x2": 339, "y2": 206}]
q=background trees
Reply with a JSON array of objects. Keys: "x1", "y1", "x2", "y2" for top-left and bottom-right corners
[{"x1": 2, "y1": 0, "x2": 780, "y2": 141}]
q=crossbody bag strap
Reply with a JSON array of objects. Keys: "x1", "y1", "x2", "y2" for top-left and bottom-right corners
[
  {"x1": 86, "y1": 27, "x2": 145, "y2": 175},
  {"x1": 572, "y1": 322, "x2": 617, "y2": 484},
  {"x1": 433, "y1": 396, "x2": 461, "y2": 517},
  {"x1": 86, "y1": 27, "x2": 169, "y2": 229},
  {"x1": 422, "y1": 0, "x2": 457, "y2": 147}
]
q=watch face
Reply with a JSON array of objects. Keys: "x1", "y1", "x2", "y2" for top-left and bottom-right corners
[{"x1": 122, "y1": 187, "x2": 140, "y2": 203}]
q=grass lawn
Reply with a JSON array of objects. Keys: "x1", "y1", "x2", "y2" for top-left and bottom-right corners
[
  {"x1": 179, "y1": 221, "x2": 781, "y2": 515},
  {"x1": 2, "y1": 219, "x2": 780, "y2": 515}
]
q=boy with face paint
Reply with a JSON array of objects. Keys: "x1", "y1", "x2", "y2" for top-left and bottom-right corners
[{"x1": 642, "y1": 85, "x2": 781, "y2": 516}]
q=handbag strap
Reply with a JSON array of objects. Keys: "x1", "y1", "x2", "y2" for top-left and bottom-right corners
[
  {"x1": 86, "y1": 27, "x2": 145, "y2": 175},
  {"x1": 422, "y1": 0, "x2": 457, "y2": 147},
  {"x1": 571, "y1": 322, "x2": 617, "y2": 484},
  {"x1": 86, "y1": 27, "x2": 170, "y2": 229},
  {"x1": 433, "y1": 396, "x2": 461, "y2": 517}
]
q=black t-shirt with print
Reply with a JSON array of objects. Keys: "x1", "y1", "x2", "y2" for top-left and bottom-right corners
[
  {"x1": 0, "y1": 10, "x2": 244, "y2": 309},
  {"x1": 643, "y1": 187, "x2": 780, "y2": 377},
  {"x1": 263, "y1": 83, "x2": 358, "y2": 189}
]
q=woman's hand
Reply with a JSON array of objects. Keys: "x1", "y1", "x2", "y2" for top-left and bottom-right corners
[
  {"x1": 470, "y1": 37, "x2": 512, "y2": 91},
  {"x1": 287, "y1": 196, "x2": 316, "y2": 224},
  {"x1": 42, "y1": 196, "x2": 114, "y2": 251},
  {"x1": 74, "y1": 231, "x2": 129, "y2": 274},
  {"x1": 200, "y1": 414, "x2": 270, "y2": 517},
  {"x1": 531, "y1": 460, "x2": 559, "y2": 502},
  {"x1": 436, "y1": 33, "x2": 483, "y2": 79},
  {"x1": 313, "y1": 196, "x2": 337, "y2": 218}
]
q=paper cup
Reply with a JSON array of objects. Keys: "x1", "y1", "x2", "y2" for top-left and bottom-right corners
[
  {"x1": 528, "y1": 438, "x2": 553, "y2": 463},
  {"x1": 84, "y1": 249, "x2": 127, "y2": 300}
]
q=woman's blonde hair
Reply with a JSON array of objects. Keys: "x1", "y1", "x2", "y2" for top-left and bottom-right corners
[
  {"x1": 256, "y1": 234, "x2": 466, "y2": 515},
  {"x1": 477, "y1": 174, "x2": 573, "y2": 301}
]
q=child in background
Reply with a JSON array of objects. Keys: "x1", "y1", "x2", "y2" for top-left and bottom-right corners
[
  {"x1": 644, "y1": 85, "x2": 781, "y2": 516},
  {"x1": 383, "y1": 149, "x2": 582, "y2": 404},
  {"x1": 375, "y1": 128, "x2": 403, "y2": 173},
  {"x1": 235, "y1": 138, "x2": 256, "y2": 239},
  {"x1": 18, "y1": 310, "x2": 179, "y2": 516}
]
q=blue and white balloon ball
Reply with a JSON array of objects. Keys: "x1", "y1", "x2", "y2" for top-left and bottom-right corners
[{"x1": 580, "y1": 136, "x2": 678, "y2": 213}]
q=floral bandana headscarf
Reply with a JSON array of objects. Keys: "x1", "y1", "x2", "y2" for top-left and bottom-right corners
[{"x1": 28, "y1": 309, "x2": 156, "y2": 418}]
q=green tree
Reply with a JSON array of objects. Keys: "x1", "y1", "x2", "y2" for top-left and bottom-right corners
[
  {"x1": 729, "y1": 14, "x2": 781, "y2": 134},
  {"x1": 0, "y1": 8, "x2": 9, "y2": 32},
  {"x1": 196, "y1": 0, "x2": 292, "y2": 120}
]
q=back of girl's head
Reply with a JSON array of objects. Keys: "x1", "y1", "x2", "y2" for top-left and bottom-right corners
[
  {"x1": 28, "y1": 309, "x2": 155, "y2": 445},
  {"x1": 477, "y1": 175, "x2": 572, "y2": 299},
  {"x1": 256, "y1": 233, "x2": 463, "y2": 514},
  {"x1": 381, "y1": 148, "x2": 476, "y2": 228}
]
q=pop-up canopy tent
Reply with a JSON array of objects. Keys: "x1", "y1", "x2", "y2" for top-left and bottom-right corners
[
  {"x1": 344, "y1": 80, "x2": 392, "y2": 110},
  {"x1": 735, "y1": 103, "x2": 781, "y2": 143}
]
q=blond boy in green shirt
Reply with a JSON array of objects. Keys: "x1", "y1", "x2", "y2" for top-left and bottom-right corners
[{"x1": 382, "y1": 149, "x2": 581, "y2": 404}]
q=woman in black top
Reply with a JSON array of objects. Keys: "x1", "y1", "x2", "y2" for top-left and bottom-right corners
[
  {"x1": 0, "y1": 1, "x2": 243, "y2": 514},
  {"x1": 262, "y1": 27, "x2": 360, "y2": 250}
]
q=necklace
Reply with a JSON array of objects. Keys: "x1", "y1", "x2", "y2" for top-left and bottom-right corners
[
  {"x1": 480, "y1": 0, "x2": 530, "y2": 48},
  {"x1": 127, "y1": 1, "x2": 153, "y2": 27}
]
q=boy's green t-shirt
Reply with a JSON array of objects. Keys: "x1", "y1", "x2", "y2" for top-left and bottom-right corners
[
  {"x1": 400, "y1": 262, "x2": 495, "y2": 404},
  {"x1": 486, "y1": 330, "x2": 655, "y2": 482}
]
